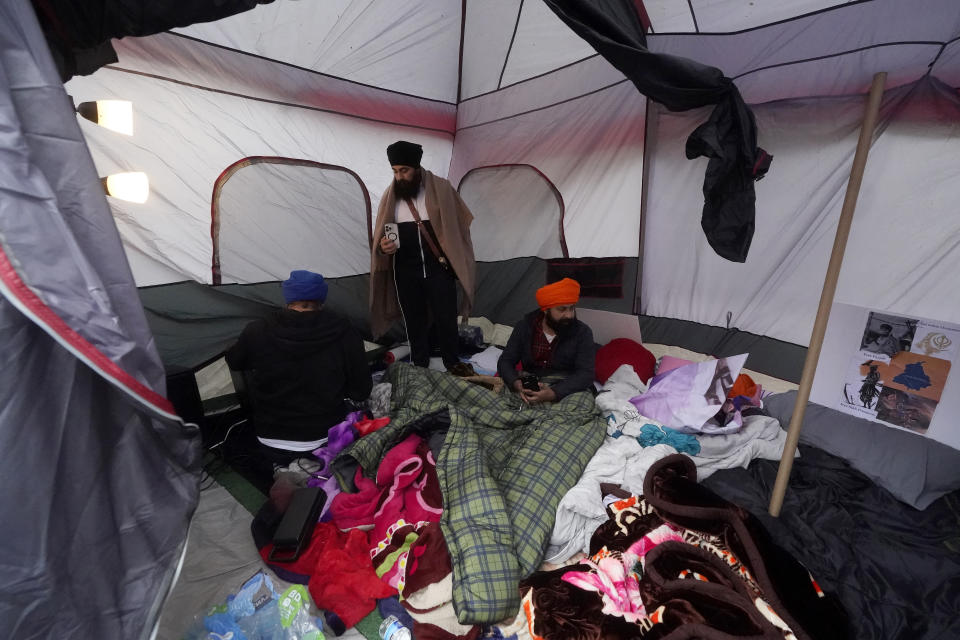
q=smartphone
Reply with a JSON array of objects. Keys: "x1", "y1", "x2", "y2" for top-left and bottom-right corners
[
  {"x1": 384, "y1": 223, "x2": 399, "y2": 248},
  {"x1": 521, "y1": 372, "x2": 540, "y2": 392}
]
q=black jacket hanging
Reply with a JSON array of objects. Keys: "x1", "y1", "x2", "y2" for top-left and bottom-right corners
[
  {"x1": 542, "y1": 0, "x2": 772, "y2": 262},
  {"x1": 31, "y1": 0, "x2": 274, "y2": 80}
]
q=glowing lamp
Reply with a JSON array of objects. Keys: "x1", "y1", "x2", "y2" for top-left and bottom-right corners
[
  {"x1": 101, "y1": 172, "x2": 149, "y2": 204},
  {"x1": 76, "y1": 100, "x2": 133, "y2": 135}
]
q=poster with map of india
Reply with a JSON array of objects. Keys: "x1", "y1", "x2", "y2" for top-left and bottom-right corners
[{"x1": 810, "y1": 304, "x2": 960, "y2": 450}]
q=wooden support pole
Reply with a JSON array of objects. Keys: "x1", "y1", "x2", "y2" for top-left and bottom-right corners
[{"x1": 768, "y1": 71, "x2": 887, "y2": 517}]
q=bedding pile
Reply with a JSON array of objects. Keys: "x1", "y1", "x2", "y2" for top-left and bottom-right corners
[
  {"x1": 254, "y1": 347, "x2": 796, "y2": 635},
  {"x1": 331, "y1": 363, "x2": 606, "y2": 625},
  {"x1": 521, "y1": 454, "x2": 848, "y2": 640},
  {"x1": 549, "y1": 363, "x2": 791, "y2": 563}
]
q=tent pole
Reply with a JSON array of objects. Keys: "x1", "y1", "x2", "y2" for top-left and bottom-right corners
[
  {"x1": 456, "y1": 0, "x2": 466, "y2": 104},
  {"x1": 635, "y1": 99, "x2": 658, "y2": 315},
  {"x1": 768, "y1": 71, "x2": 887, "y2": 517}
]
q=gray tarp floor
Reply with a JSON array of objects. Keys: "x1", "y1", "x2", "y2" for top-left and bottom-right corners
[{"x1": 156, "y1": 481, "x2": 367, "y2": 640}]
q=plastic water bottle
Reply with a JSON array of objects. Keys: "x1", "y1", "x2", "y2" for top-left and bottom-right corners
[{"x1": 378, "y1": 615, "x2": 411, "y2": 640}]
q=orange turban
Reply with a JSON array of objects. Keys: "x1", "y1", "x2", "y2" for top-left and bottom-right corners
[{"x1": 536, "y1": 278, "x2": 580, "y2": 311}]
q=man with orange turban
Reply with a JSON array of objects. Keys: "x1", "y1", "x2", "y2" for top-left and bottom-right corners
[{"x1": 497, "y1": 278, "x2": 596, "y2": 404}]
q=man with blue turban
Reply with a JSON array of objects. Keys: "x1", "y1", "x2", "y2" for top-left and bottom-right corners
[{"x1": 226, "y1": 270, "x2": 371, "y2": 486}]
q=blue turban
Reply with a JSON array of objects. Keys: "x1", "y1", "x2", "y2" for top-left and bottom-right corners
[{"x1": 282, "y1": 270, "x2": 328, "y2": 304}]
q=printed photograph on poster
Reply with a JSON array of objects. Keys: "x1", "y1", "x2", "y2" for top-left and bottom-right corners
[
  {"x1": 859, "y1": 312, "x2": 918, "y2": 358},
  {"x1": 911, "y1": 321, "x2": 960, "y2": 361},
  {"x1": 875, "y1": 387, "x2": 937, "y2": 433},
  {"x1": 839, "y1": 356, "x2": 883, "y2": 417}
]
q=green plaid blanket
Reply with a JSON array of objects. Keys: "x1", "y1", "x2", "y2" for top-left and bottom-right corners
[{"x1": 332, "y1": 363, "x2": 605, "y2": 624}]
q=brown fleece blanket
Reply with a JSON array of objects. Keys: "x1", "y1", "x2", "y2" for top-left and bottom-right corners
[{"x1": 519, "y1": 454, "x2": 848, "y2": 639}]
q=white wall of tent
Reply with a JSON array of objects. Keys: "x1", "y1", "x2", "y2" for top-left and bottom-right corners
[
  {"x1": 2, "y1": 0, "x2": 960, "y2": 637},
  {"x1": 67, "y1": 0, "x2": 960, "y2": 348}
]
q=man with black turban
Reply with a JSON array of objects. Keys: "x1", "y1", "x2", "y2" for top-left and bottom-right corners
[
  {"x1": 226, "y1": 270, "x2": 371, "y2": 488},
  {"x1": 369, "y1": 141, "x2": 477, "y2": 375}
]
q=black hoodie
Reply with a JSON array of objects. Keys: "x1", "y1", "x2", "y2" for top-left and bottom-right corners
[{"x1": 225, "y1": 308, "x2": 372, "y2": 442}]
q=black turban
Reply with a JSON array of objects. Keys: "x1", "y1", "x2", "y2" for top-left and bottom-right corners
[{"x1": 386, "y1": 140, "x2": 423, "y2": 167}]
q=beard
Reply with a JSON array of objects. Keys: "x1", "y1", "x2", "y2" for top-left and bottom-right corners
[
  {"x1": 393, "y1": 169, "x2": 422, "y2": 200},
  {"x1": 545, "y1": 311, "x2": 575, "y2": 335}
]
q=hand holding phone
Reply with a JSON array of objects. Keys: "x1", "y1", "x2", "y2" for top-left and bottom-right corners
[
  {"x1": 383, "y1": 223, "x2": 399, "y2": 249},
  {"x1": 520, "y1": 372, "x2": 540, "y2": 392}
]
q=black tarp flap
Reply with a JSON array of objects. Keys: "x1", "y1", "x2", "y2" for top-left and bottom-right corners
[
  {"x1": 542, "y1": 0, "x2": 770, "y2": 262},
  {"x1": 31, "y1": 0, "x2": 271, "y2": 79}
]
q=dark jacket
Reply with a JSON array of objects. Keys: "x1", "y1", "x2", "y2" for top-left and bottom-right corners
[
  {"x1": 497, "y1": 310, "x2": 596, "y2": 400},
  {"x1": 543, "y1": 0, "x2": 771, "y2": 263},
  {"x1": 225, "y1": 308, "x2": 371, "y2": 442}
]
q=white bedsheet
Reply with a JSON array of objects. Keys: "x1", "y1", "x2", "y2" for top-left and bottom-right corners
[{"x1": 547, "y1": 365, "x2": 794, "y2": 564}]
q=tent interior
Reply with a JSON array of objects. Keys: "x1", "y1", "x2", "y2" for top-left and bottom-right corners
[{"x1": 2, "y1": 0, "x2": 960, "y2": 638}]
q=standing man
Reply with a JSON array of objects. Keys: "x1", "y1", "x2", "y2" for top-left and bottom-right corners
[
  {"x1": 497, "y1": 278, "x2": 596, "y2": 404},
  {"x1": 370, "y1": 140, "x2": 476, "y2": 375},
  {"x1": 226, "y1": 270, "x2": 372, "y2": 488}
]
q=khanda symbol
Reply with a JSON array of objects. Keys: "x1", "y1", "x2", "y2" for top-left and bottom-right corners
[{"x1": 916, "y1": 332, "x2": 952, "y2": 356}]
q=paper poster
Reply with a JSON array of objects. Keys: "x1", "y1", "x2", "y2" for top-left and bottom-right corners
[
  {"x1": 814, "y1": 305, "x2": 959, "y2": 445},
  {"x1": 839, "y1": 352, "x2": 949, "y2": 432}
]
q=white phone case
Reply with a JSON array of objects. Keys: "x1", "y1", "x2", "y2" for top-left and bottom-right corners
[{"x1": 384, "y1": 223, "x2": 399, "y2": 248}]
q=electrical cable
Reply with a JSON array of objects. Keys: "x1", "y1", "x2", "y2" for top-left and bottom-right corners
[{"x1": 207, "y1": 417, "x2": 247, "y2": 451}]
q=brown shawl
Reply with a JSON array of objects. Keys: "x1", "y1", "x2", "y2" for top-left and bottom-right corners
[{"x1": 369, "y1": 170, "x2": 476, "y2": 338}]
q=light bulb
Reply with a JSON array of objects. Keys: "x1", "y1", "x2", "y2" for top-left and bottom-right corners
[
  {"x1": 102, "y1": 172, "x2": 149, "y2": 203},
  {"x1": 77, "y1": 100, "x2": 133, "y2": 135}
]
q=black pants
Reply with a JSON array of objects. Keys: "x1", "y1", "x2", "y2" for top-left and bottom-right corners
[
  {"x1": 394, "y1": 265, "x2": 459, "y2": 368},
  {"x1": 221, "y1": 420, "x2": 313, "y2": 494}
]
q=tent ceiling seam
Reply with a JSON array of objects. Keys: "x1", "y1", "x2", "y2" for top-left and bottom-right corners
[
  {"x1": 462, "y1": 53, "x2": 600, "y2": 103},
  {"x1": 731, "y1": 39, "x2": 949, "y2": 82},
  {"x1": 497, "y1": 0, "x2": 525, "y2": 91},
  {"x1": 926, "y1": 34, "x2": 960, "y2": 76},
  {"x1": 733, "y1": 75, "x2": 935, "y2": 108},
  {"x1": 101, "y1": 65, "x2": 456, "y2": 135},
  {"x1": 686, "y1": 0, "x2": 700, "y2": 33},
  {"x1": 457, "y1": 79, "x2": 630, "y2": 132},
  {"x1": 650, "y1": 0, "x2": 879, "y2": 37},
  {"x1": 456, "y1": 0, "x2": 466, "y2": 103},
  {"x1": 167, "y1": 31, "x2": 457, "y2": 106}
]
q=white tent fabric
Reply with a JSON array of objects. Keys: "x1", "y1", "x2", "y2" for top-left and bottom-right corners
[
  {"x1": 214, "y1": 159, "x2": 371, "y2": 283},
  {"x1": 175, "y1": 1, "x2": 463, "y2": 103},
  {"x1": 69, "y1": 45, "x2": 453, "y2": 285},
  {"x1": 643, "y1": 77, "x2": 960, "y2": 346},
  {"x1": 643, "y1": 0, "x2": 850, "y2": 33},
  {"x1": 451, "y1": 79, "x2": 647, "y2": 258},
  {"x1": 61, "y1": 0, "x2": 960, "y2": 335},
  {"x1": 458, "y1": 165, "x2": 567, "y2": 261},
  {"x1": 6, "y1": 0, "x2": 960, "y2": 636},
  {"x1": 108, "y1": 33, "x2": 458, "y2": 131}
]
